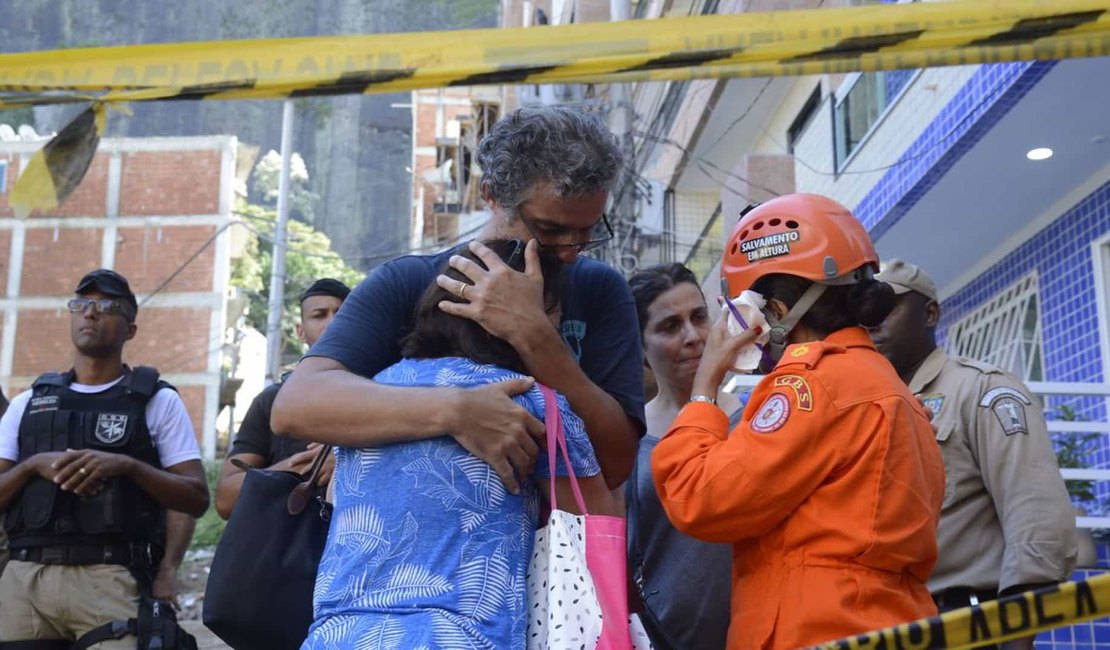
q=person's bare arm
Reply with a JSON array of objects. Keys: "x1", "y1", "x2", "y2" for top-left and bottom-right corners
[
  {"x1": 0, "y1": 454, "x2": 65, "y2": 511},
  {"x1": 216, "y1": 447, "x2": 328, "y2": 519},
  {"x1": 153, "y1": 510, "x2": 195, "y2": 603},
  {"x1": 273, "y1": 358, "x2": 547, "y2": 494},
  {"x1": 537, "y1": 476, "x2": 624, "y2": 517},
  {"x1": 439, "y1": 240, "x2": 640, "y2": 486}
]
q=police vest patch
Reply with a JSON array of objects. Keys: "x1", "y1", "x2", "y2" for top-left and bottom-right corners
[
  {"x1": 95, "y1": 413, "x2": 128, "y2": 444},
  {"x1": 751, "y1": 393, "x2": 791, "y2": 434},
  {"x1": 773, "y1": 375, "x2": 813, "y2": 411},
  {"x1": 28, "y1": 395, "x2": 59, "y2": 414}
]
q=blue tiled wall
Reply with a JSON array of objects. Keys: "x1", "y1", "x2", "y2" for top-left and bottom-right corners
[
  {"x1": 853, "y1": 61, "x2": 1057, "y2": 240},
  {"x1": 851, "y1": 57, "x2": 1110, "y2": 647},
  {"x1": 938, "y1": 180, "x2": 1110, "y2": 462}
]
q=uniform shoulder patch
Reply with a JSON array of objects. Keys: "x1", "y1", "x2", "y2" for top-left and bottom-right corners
[
  {"x1": 773, "y1": 375, "x2": 814, "y2": 411},
  {"x1": 751, "y1": 392, "x2": 792, "y2": 434},
  {"x1": 779, "y1": 342, "x2": 836, "y2": 369},
  {"x1": 979, "y1": 385, "x2": 1033, "y2": 436},
  {"x1": 990, "y1": 397, "x2": 1029, "y2": 435},
  {"x1": 978, "y1": 385, "x2": 1032, "y2": 408}
]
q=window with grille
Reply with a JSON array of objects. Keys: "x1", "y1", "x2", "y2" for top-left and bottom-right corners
[{"x1": 947, "y1": 273, "x2": 1044, "y2": 381}]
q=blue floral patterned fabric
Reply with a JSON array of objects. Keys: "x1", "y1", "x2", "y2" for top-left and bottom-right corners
[{"x1": 301, "y1": 357, "x2": 600, "y2": 650}]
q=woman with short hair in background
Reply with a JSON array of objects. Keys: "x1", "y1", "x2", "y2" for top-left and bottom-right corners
[{"x1": 626, "y1": 263, "x2": 735, "y2": 650}]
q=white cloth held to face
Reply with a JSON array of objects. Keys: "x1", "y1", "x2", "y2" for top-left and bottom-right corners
[{"x1": 725, "y1": 290, "x2": 771, "y2": 373}]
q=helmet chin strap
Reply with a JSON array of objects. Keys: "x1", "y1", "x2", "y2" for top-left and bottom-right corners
[{"x1": 764, "y1": 283, "x2": 828, "y2": 361}]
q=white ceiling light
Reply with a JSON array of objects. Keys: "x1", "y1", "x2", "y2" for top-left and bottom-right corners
[{"x1": 1026, "y1": 147, "x2": 1054, "y2": 161}]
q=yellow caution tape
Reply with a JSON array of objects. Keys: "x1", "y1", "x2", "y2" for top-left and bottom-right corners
[
  {"x1": 8, "y1": 104, "x2": 106, "y2": 219},
  {"x1": 0, "y1": 0, "x2": 1107, "y2": 108},
  {"x1": 813, "y1": 573, "x2": 1110, "y2": 650},
  {"x1": 7, "y1": 0, "x2": 1109, "y2": 216}
]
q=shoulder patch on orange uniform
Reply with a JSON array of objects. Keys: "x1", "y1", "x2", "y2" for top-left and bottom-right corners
[
  {"x1": 773, "y1": 375, "x2": 814, "y2": 411},
  {"x1": 751, "y1": 392, "x2": 791, "y2": 434},
  {"x1": 778, "y1": 342, "x2": 838, "y2": 369}
]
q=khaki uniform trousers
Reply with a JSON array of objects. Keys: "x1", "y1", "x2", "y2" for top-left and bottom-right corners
[{"x1": 0, "y1": 560, "x2": 139, "y2": 648}]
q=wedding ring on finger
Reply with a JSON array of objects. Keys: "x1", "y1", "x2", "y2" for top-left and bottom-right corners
[
  {"x1": 78, "y1": 467, "x2": 88, "y2": 475},
  {"x1": 458, "y1": 283, "x2": 468, "y2": 300}
]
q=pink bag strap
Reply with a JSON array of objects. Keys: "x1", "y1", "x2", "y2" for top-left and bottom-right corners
[{"x1": 540, "y1": 384, "x2": 588, "y2": 515}]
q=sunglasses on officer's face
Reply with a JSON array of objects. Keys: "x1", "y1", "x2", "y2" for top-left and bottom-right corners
[{"x1": 67, "y1": 297, "x2": 126, "y2": 316}]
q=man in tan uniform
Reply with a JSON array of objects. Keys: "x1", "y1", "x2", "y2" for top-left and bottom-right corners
[{"x1": 870, "y1": 259, "x2": 1076, "y2": 647}]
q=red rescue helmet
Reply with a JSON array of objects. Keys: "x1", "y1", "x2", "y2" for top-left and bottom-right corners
[{"x1": 721, "y1": 193, "x2": 878, "y2": 299}]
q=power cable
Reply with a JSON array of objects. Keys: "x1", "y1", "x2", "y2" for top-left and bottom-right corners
[
  {"x1": 137, "y1": 221, "x2": 235, "y2": 308},
  {"x1": 702, "y1": 78, "x2": 775, "y2": 157},
  {"x1": 632, "y1": 129, "x2": 782, "y2": 199}
]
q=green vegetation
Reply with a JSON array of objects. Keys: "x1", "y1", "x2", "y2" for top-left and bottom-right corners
[
  {"x1": 231, "y1": 203, "x2": 363, "y2": 360},
  {"x1": 1054, "y1": 404, "x2": 1101, "y2": 505},
  {"x1": 192, "y1": 461, "x2": 226, "y2": 548}
]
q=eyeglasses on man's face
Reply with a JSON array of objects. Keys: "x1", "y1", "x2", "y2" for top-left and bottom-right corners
[
  {"x1": 67, "y1": 297, "x2": 126, "y2": 316},
  {"x1": 518, "y1": 212, "x2": 614, "y2": 253}
]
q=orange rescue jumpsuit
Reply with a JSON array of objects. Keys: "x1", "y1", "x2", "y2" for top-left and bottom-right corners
[{"x1": 652, "y1": 327, "x2": 945, "y2": 649}]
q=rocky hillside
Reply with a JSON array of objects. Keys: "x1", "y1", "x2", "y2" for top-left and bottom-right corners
[{"x1": 2, "y1": 0, "x2": 496, "y2": 269}]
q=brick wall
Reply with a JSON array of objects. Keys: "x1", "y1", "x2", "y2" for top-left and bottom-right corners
[
  {"x1": 114, "y1": 225, "x2": 218, "y2": 294},
  {"x1": 0, "y1": 154, "x2": 17, "y2": 217},
  {"x1": 50, "y1": 156, "x2": 110, "y2": 218},
  {"x1": 0, "y1": 137, "x2": 233, "y2": 457},
  {"x1": 21, "y1": 227, "x2": 104, "y2": 296},
  {"x1": 119, "y1": 150, "x2": 221, "y2": 216},
  {"x1": 12, "y1": 308, "x2": 72, "y2": 377},
  {"x1": 127, "y1": 306, "x2": 212, "y2": 374},
  {"x1": 0, "y1": 230, "x2": 12, "y2": 291}
]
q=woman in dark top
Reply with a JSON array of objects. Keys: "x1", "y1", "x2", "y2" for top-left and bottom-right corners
[{"x1": 626, "y1": 264, "x2": 735, "y2": 650}]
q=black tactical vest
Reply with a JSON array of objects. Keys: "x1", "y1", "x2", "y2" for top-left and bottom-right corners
[{"x1": 5, "y1": 366, "x2": 170, "y2": 560}]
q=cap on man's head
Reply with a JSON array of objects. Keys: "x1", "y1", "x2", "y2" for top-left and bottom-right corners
[
  {"x1": 75, "y1": 269, "x2": 138, "y2": 313},
  {"x1": 876, "y1": 259, "x2": 938, "y2": 302},
  {"x1": 299, "y1": 278, "x2": 351, "y2": 304}
]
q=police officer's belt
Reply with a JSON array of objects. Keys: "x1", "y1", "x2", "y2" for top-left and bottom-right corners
[
  {"x1": 12, "y1": 542, "x2": 155, "y2": 567},
  {"x1": 933, "y1": 585, "x2": 999, "y2": 609}
]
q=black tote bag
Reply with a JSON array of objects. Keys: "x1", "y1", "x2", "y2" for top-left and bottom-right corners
[{"x1": 203, "y1": 446, "x2": 332, "y2": 650}]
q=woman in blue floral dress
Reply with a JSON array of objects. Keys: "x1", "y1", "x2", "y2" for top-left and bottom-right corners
[{"x1": 301, "y1": 240, "x2": 605, "y2": 650}]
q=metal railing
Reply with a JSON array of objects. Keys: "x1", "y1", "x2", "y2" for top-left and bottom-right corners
[
  {"x1": 1030, "y1": 381, "x2": 1110, "y2": 530},
  {"x1": 723, "y1": 376, "x2": 1110, "y2": 529}
]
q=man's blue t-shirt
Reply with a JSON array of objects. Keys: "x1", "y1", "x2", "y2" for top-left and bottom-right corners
[{"x1": 307, "y1": 247, "x2": 646, "y2": 434}]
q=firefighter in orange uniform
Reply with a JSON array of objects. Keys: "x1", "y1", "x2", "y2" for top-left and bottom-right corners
[{"x1": 651, "y1": 194, "x2": 946, "y2": 649}]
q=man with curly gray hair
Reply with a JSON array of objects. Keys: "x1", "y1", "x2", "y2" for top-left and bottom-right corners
[{"x1": 274, "y1": 104, "x2": 645, "y2": 492}]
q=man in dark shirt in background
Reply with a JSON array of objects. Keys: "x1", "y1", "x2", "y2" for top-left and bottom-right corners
[{"x1": 214, "y1": 278, "x2": 350, "y2": 519}]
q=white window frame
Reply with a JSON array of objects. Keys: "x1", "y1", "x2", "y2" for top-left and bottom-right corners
[
  {"x1": 1092, "y1": 232, "x2": 1110, "y2": 412},
  {"x1": 831, "y1": 0, "x2": 922, "y2": 172},
  {"x1": 947, "y1": 273, "x2": 1045, "y2": 382}
]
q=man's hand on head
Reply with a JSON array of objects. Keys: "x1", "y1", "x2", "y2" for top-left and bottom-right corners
[
  {"x1": 436, "y1": 240, "x2": 553, "y2": 350},
  {"x1": 445, "y1": 377, "x2": 546, "y2": 495}
]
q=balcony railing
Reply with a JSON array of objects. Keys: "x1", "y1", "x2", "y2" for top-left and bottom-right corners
[{"x1": 724, "y1": 376, "x2": 1110, "y2": 529}]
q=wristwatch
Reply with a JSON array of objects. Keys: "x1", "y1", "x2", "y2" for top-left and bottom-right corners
[{"x1": 689, "y1": 394, "x2": 716, "y2": 405}]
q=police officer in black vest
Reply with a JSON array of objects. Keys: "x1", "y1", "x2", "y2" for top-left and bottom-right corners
[{"x1": 0, "y1": 270, "x2": 209, "y2": 649}]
